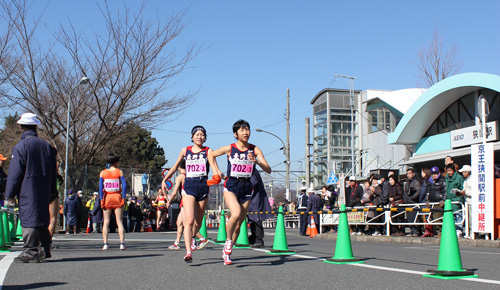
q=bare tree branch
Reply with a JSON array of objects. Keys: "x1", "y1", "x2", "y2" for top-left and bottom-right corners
[
  {"x1": 0, "y1": 0, "x2": 199, "y2": 170},
  {"x1": 414, "y1": 28, "x2": 462, "y2": 88}
]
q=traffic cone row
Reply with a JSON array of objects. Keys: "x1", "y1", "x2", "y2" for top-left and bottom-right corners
[
  {"x1": 267, "y1": 205, "x2": 295, "y2": 255},
  {"x1": 423, "y1": 200, "x2": 478, "y2": 279},
  {"x1": 199, "y1": 214, "x2": 208, "y2": 240},
  {"x1": 86, "y1": 216, "x2": 92, "y2": 234},
  {"x1": 324, "y1": 204, "x2": 364, "y2": 264},
  {"x1": 214, "y1": 210, "x2": 227, "y2": 244},
  {"x1": 233, "y1": 218, "x2": 250, "y2": 248}
]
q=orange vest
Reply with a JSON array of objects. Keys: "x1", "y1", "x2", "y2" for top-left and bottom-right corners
[{"x1": 102, "y1": 168, "x2": 122, "y2": 195}]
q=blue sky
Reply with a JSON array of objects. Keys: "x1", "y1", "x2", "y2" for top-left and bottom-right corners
[{"x1": 9, "y1": 1, "x2": 500, "y2": 186}]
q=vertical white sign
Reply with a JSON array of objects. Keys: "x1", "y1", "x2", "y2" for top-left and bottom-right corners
[{"x1": 471, "y1": 143, "x2": 494, "y2": 235}]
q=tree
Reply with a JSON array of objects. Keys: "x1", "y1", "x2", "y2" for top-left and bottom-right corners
[
  {"x1": 104, "y1": 123, "x2": 167, "y2": 169},
  {"x1": 0, "y1": 113, "x2": 21, "y2": 170},
  {"x1": 0, "y1": 0, "x2": 199, "y2": 168},
  {"x1": 415, "y1": 28, "x2": 462, "y2": 88}
]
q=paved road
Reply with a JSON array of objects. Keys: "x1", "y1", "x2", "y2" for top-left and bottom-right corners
[{"x1": 1, "y1": 229, "x2": 500, "y2": 289}]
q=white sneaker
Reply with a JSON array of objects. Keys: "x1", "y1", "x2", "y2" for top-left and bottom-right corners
[
  {"x1": 456, "y1": 230, "x2": 463, "y2": 238},
  {"x1": 197, "y1": 238, "x2": 209, "y2": 250},
  {"x1": 223, "y1": 240, "x2": 233, "y2": 255},
  {"x1": 102, "y1": 243, "x2": 109, "y2": 250},
  {"x1": 372, "y1": 231, "x2": 380, "y2": 236},
  {"x1": 222, "y1": 252, "x2": 232, "y2": 265},
  {"x1": 168, "y1": 243, "x2": 180, "y2": 250},
  {"x1": 350, "y1": 232, "x2": 356, "y2": 236},
  {"x1": 120, "y1": 243, "x2": 126, "y2": 250},
  {"x1": 190, "y1": 238, "x2": 198, "y2": 252}
]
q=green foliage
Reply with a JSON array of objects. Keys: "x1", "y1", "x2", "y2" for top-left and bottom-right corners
[{"x1": 106, "y1": 123, "x2": 166, "y2": 169}]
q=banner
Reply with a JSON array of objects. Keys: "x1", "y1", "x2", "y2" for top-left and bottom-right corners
[
  {"x1": 471, "y1": 143, "x2": 494, "y2": 235},
  {"x1": 347, "y1": 212, "x2": 364, "y2": 223}
]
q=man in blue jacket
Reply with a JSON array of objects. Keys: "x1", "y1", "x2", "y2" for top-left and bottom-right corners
[{"x1": 5, "y1": 113, "x2": 57, "y2": 263}]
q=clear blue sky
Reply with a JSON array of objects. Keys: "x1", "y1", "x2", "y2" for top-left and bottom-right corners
[{"x1": 11, "y1": 1, "x2": 500, "y2": 186}]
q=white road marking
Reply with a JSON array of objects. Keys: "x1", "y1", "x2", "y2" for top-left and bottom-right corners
[
  {"x1": 0, "y1": 251, "x2": 21, "y2": 290},
  {"x1": 404, "y1": 246, "x2": 500, "y2": 255},
  {"x1": 252, "y1": 249, "x2": 500, "y2": 285}
]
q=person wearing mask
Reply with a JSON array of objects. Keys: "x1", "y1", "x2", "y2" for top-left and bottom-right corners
[
  {"x1": 445, "y1": 164, "x2": 464, "y2": 237},
  {"x1": 91, "y1": 192, "x2": 103, "y2": 233},
  {"x1": 5, "y1": 113, "x2": 57, "y2": 263},
  {"x1": 459, "y1": 165, "x2": 472, "y2": 238},
  {"x1": 346, "y1": 176, "x2": 363, "y2": 235},
  {"x1": 423, "y1": 166, "x2": 447, "y2": 237},
  {"x1": 388, "y1": 175, "x2": 404, "y2": 236},
  {"x1": 404, "y1": 168, "x2": 422, "y2": 237}
]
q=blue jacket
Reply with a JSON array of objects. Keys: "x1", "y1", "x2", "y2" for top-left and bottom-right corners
[
  {"x1": 91, "y1": 196, "x2": 104, "y2": 223},
  {"x1": 248, "y1": 170, "x2": 273, "y2": 223},
  {"x1": 64, "y1": 194, "x2": 80, "y2": 226},
  {"x1": 307, "y1": 193, "x2": 321, "y2": 212},
  {"x1": 5, "y1": 130, "x2": 57, "y2": 228}
]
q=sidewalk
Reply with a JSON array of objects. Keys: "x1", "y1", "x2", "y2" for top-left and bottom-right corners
[{"x1": 313, "y1": 232, "x2": 500, "y2": 248}]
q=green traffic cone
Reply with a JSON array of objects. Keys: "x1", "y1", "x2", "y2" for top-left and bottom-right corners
[
  {"x1": 198, "y1": 214, "x2": 208, "y2": 240},
  {"x1": 325, "y1": 204, "x2": 364, "y2": 264},
  {"x1": 16, "y1": 218, "x2": 23, "y2": 240},
  {"x1": 267, "y1": 206, "x2": 295, "y2": 255},
  {"x1": 2, "y1": 212, "x2": 12, "y2": 247},
  {"x1": 424, "y1": 200, "x2": 478, "y2": 279},
  {"x1": 0, "y1": 213, "x2": 8, "y2": 252},
  {"x1": 9, "y1": 213, "x2": 19, "y2": 241},
  {"x1": 233, "y1": 217, "x2": 250, "y2": 248},
  {"x1": 214, "y1": 210, "x2": 227, "y2": 244}
]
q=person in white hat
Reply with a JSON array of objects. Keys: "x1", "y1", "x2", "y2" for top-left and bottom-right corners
[
  {"x1": 459, "y1": 165, "x2": 472, "y2": 238},
  {"x1": 297, "y1": 186, "x2": 308, "y2": 235},
  {"x1": 306, "y1": 187, "x2": 320, "y2": 232},
  {"x1": 6, "y1": 113, "x2": 57, "y2": 263}
]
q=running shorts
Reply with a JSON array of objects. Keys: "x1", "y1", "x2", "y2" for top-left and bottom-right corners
[
  {"x1": 182, "y1": 177, "x2": 209, "y2": 202},
  {"x1": 224, "y1": 178, "x2": 253, "y2": 204},
  {"x1": 103, "y1": 193, "x2": 122, "y2": 210}
]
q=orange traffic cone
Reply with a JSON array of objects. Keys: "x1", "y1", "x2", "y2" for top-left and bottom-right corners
[
  {"x1": 86, "y1": 216, "x2": 91, "y2": 234},
  {"x1": 306, "y1": 217, "x2": 311, "y2": 236},
  {"x1": 309, "y1": 216, "x2": 318, "y2": 238},
  {"x1": 146, "y1": 219, "x2": 153, "y2": 232}
]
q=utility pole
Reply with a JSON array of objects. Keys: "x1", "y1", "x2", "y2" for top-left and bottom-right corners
[
  {"x1": 305, "y1": 117, "x2": 310, "y2": 188},
  {"x1": 286, "y1": 88, "x2": 291, "y2": 201},
  {"x1": 334, "y1": 74, "x2": 357, "y2": 176}
]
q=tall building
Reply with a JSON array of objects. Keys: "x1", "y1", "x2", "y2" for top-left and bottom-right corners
[{"x1": 310, "y1": 88, "x2": 425, "y2": 188}]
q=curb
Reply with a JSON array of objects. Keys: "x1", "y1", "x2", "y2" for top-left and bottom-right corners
[{"x1": 313, "y1": 233, "x2": 500, "y2": 248}]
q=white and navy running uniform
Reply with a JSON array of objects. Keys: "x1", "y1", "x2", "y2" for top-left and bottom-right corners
[
  {"x1": 182, "y1": 146, "x2": 210, "y2": 201},
  {"x1": 224, "y1": 143, "x2": 255, "y2": 203}
]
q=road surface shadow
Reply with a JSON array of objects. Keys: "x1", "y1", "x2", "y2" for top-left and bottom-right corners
[{"x1": 2, "y1": 282, "x2": 67, "y2": 289}]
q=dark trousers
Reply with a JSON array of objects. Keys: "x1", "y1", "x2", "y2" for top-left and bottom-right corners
[
  {"x1": 298, "y1": 209, "x2": 308, "y2": 235},
  {"x1": 22, "y1": 227, "x2": 51, "y2": 258},
  {"x1": 249, "y1": 220, "x2": 264, "y2": 245}
]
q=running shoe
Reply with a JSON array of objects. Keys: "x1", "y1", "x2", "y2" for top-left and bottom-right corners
[
  {"x1": 120, "y1": 243, "x2": 126, "y2": 250},
  {"x1": 168, "y1": 243, "x2": 181, "y2": 250},
  {"x1": 222, "y1": 253, "x2": 232, "y2": 265},
  {"x1": 50, "y1": 242, "x2": 59, "y2": 249},
  {"x1": 223, "y1": 240, "x2": 232, "y2": 255},
  {"x1": 184, "y1": 252, "x2": 193, "y2": 263},
  {"x1": 190, "y1": 238, "x2": 198, "y2": 252},
  {"x1": 197, "y1": 238, "x2": 209, "y2": 250},
  {"x1": 102, "y1": 243, "x2": 109, "y2": 250}
]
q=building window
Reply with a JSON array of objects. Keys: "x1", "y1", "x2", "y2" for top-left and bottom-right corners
[
  {"x1": 423, "y1": 91, "x2": 486, "y2": 137},
  {"x1": 368, "y1": 107, "x2": 400, "y2": 133}
]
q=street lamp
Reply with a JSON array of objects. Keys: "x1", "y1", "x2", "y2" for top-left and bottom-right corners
[
  {"x1": 255, "y1": 128, "x2": 290, "y2": 201},
  {"x1": 63, "y1": 77, "x2": 90, "y2": 231}
]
